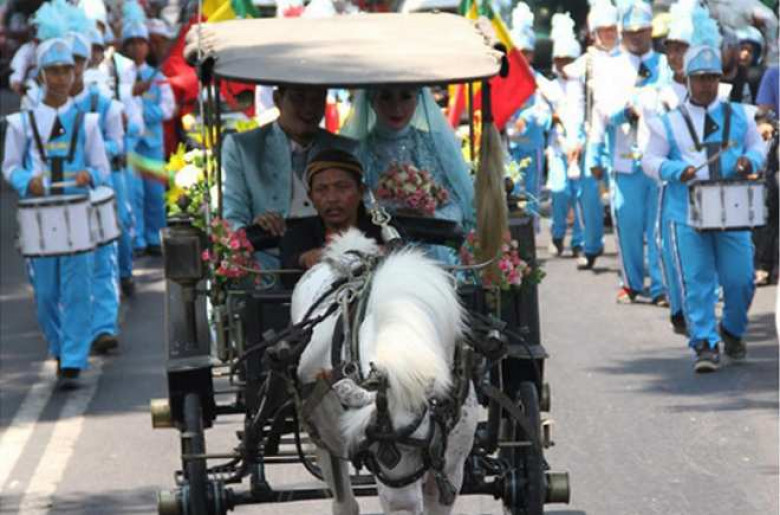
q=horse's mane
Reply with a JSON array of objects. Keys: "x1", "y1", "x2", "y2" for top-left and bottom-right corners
[{"x1": 324, "y1": 229, "x2": 465, "y2": 447}]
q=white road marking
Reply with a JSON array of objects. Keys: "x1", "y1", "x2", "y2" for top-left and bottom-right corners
[
  {"x1": 15, "y1": 360, "x2": 104, "y2": 513},
  {"x1": 0, "y1": 360, "x2": 57, "y2": 491}
]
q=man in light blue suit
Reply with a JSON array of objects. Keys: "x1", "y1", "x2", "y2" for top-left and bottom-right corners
[
  {"x1": 642, "y1": 18, "x2": 766, "y2": 372},
  {"x1": 587, "y1": 0, "x2": 667, "y2": 305},
  {"x1": 221, "y1": 87, "x2": 356, "y2": 269}
]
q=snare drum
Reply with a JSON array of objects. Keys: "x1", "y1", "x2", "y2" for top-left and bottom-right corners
[
  {"x1": 17, "y1": 194, "x2": 94, "y2": 257},
  {"x1": 687, "y1": 179, "x2": 767, "y2": 231},
  {"x1": 89, "y1": 186, "x2": 121, "y2": 246}
]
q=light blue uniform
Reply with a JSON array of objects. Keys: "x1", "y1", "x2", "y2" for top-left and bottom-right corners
[
  {"x1": 2, "y1": 100, "x2": 110, "y2": 369},
  {"x1": 546, "y1": 76, "x2": 583, "y2": 250},
  {"x1": 131, "y1": 63, "x2": 174, "y2": 249},
  {"x1": 643, "y1": 99, "x2": 766, "y2": 348},
  {"x1": 564, "y1": 47, "x2": 622, "y2": 259},
  {"x1": 507, "y1": 72, "x2": 552, "y2": 220},
  {"x1": 588, "y1": 50, "x2": 667, "y2": 297},
  {"x1": 75, "y1": 85, "x2": 123, "y2": 340}
]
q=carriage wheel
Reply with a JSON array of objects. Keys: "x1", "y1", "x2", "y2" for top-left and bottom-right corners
[
  {"x1": 182, "y1": 393, "x2": 209, "y2": 515},
  {"x1": 500, "y1": 381, "x2": 545, "y2": 515}
]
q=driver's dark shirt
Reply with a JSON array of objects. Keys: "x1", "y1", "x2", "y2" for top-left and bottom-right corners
[{"x1": 279, "y1": 206, "x2": 385, "y2": 287}]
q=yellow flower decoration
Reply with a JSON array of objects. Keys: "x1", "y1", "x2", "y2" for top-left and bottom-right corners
[{"x1": 166, "y1": 144, "x2": 187, "y2": 173}]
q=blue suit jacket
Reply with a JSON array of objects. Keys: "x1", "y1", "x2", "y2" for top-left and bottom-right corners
[{"x1": 222, "y1": 122, "x2": 357, "y2": 229}]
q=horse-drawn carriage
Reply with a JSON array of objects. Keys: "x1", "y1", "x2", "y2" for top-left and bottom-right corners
[{"x1": 151, "y1": 12, "x2": 570, "y2": 514}]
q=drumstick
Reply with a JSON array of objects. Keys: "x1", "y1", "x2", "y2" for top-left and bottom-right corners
[
  {"x1": 692, "y1": 142, "x2": 735, "y2": 172},
  {"x1": 49, "y1": 180, "x2": 79, "y2": 188}
]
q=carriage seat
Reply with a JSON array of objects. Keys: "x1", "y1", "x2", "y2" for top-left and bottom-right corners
[{"x1": 244, "y1": 215, "x2": 465, "y2": 252}]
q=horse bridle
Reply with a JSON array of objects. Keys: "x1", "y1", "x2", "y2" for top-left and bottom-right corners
[{"x1": 293, "y1": 249, "x2": 465, "y2": 506}]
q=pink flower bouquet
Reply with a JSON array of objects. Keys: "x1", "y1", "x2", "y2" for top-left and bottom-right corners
[
  {"x1": 375, "y1": 163, "x2": 449, "y2": 216},
  {"x1": 460, "y1": 229, "x2": 544, "y2": 290},
  {"x1": 203, "y1": 218, "x2": 261, "y2": 285}
]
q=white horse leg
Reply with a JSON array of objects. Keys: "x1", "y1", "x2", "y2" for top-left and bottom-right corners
[
  {"x1": 422, "y1": 383, "x2": 479, "y2": 515},
  {"x1": 377, "y1": 479, "x2": 424, "y2": 515},
  {"x1": 316, "y1": 446, "x2": 359, "y2": 515}
]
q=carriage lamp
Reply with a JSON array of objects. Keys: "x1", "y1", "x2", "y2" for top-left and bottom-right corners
[{"x1": 162, "y1": 215, "x2": 204, "y2": 286}]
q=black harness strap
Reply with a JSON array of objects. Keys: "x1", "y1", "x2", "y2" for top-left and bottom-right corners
[
  {"x1": 680, "y1": 102, "x2": 733, "y2": 151},
  {"x1": 28, "y1": 111, "x2": 46, "y2": 162},
  {"x1": 66, "y1": 111, "x2": 83, "y2": 163},
  {"x1": 90, "y1": 91, "x2": 99, "y2": 114},
  {"x1": 112, "y1": 54, "x2": 121, "y2": 100},
  {"x1": 679, "y1": 105, "x2": 703, "y2": 151}
]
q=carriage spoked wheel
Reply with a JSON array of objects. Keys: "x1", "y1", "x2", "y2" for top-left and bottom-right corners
[
  {"x1": 181, "y1": 393, "x2": 209, "y2": 515},
  {"x1": 499, "y1": 381, "x2": 545, "y2": 515}
]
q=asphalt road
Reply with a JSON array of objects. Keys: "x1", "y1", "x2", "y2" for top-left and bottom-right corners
[{"x1": 1, "y1": 90, "x2": 778, "y2": 514}]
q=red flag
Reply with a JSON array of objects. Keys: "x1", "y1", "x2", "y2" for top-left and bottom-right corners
[{"x1": 485, "y1": 4, "x2": 536, "y2": 130}]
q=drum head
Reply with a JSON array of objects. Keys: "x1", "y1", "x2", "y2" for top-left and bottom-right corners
[
  {"x1": 18, "y1": 193, "x2": 89, "y2": 208},
  {"x1": 89, "y1": 186, "x2": 115, "y2": 205}
]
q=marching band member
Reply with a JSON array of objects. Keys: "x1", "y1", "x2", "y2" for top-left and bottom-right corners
[
  {"x1": 546, "y1": 13, "x2": 584, "y2": 257},
  {"x1": 88, "y1": 3, "x2": 145, "y2": 296},
  {"x1": 8, "y1": 37, "x2": 38, "y2": 98},
  {"x1": 642, "y1": 9, "x2": 766, "y2": 372},
  {"x1": 67, "y1": 18, "x2": 125, "y2": 353},
  {"x1": 653, "y1": 0, "x2": 697, "y2": 336},
  {"x1": 2, "y1": 31, "x2": 110, "y2": 382},
  {"x1": 562, "y1": 0, "x2": 621, "y2": 270},
  {"x1": 507, "y1": 2, "x2": 552, "y2": 232},
  {"x1": 86, "y1": 21, "x2": 143, "y2": 297},
  {"x1": 587, "y1": 0, "x2": 667, "y2": 305},
  {"x1": 122, "y1": 1, "x2": 175, "y2": 256}
]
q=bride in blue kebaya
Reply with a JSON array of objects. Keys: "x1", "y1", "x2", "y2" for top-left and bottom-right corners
[{"x1": 340, "y1": 87, "x2": 475, "y2": 264}]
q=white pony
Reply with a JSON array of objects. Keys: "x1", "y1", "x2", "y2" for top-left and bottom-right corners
[{"x1": 291, "y1": 228, "x2": 478, "y2": 515}]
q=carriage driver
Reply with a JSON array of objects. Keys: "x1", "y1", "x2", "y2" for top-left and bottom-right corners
[
  {"x1": 280, "y1": 148, "x2": 385, "y2": 275},
  {"x1": 221, "y1": 87, "x2": 356, "y2": 269},
  {"x1": 1, "y1": 38, "x2": 111, "y2": 383},
  {"x1": 641, "y1": 18, "x2": 766, "y2": 373}
]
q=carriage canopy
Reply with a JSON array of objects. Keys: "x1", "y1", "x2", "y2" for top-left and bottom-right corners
[{"x1": 184, "y1": 12, "x2": 503, "y2": 87}]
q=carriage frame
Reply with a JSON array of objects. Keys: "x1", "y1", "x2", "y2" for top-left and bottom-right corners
[{"x1": 152, "y1": 12, "x2": 570, "y2": 515}]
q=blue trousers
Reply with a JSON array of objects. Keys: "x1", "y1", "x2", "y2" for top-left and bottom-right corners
[
  {"x1": 548, "y1": 153, "x2": 583, "y2": 248},
  {"x1": 576, "y1": 175, "x2": 605, "y2": 257},
  {"x1": 670, "y1": 223, "x2": 754, "y2": 348},
  {"x1": 112, "y1": 169, "x2": 135, "y2": 279},
  {"x1": 659, "y1": 219, "x2": 684, "y2": 316},
  {"x1": 611, "y1": 171, "x2": 664, "y2": 297},
  {"x1": 92, "y1": 242, "x2": 120, "y2": 339},
  {"x1": 28, "y1": 253, "x2": 93, "y2": 369},
  {"x1": 132, "y1": 145, "x2": 166, "y2": 249}
]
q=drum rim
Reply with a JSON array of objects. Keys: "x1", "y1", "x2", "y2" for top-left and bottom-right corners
[
  {"x1": 18, "y1": 194, "x2": 90, "y2": 207},
  {"x1": 93, "y1": 235, "x2": 121, "y2": 247},
  {"x1": 90, "y1": 195, "x2": 117, "y2": 207},
  {"x1": 20, "y1": 244, "x2": 96, "y2": 258},
  {"x1": 691, "y1": 179, "x2": 765, "y2": 186}
]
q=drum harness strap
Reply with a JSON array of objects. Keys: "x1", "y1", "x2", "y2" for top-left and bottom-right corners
[
  {"x1": 28, "y1": 109, "x2": 83, "y2": 196},
  {"x1": 679, "y1": 102, "x2": 732, "y2": 180}
]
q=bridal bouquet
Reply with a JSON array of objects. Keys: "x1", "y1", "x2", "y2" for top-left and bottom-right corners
[
  {"x1": 460, "y1": 229, "x2": 544, "y2": 290},
  {"x1": 375, "y1": 163, "x2": 449, "y2": 216}
]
